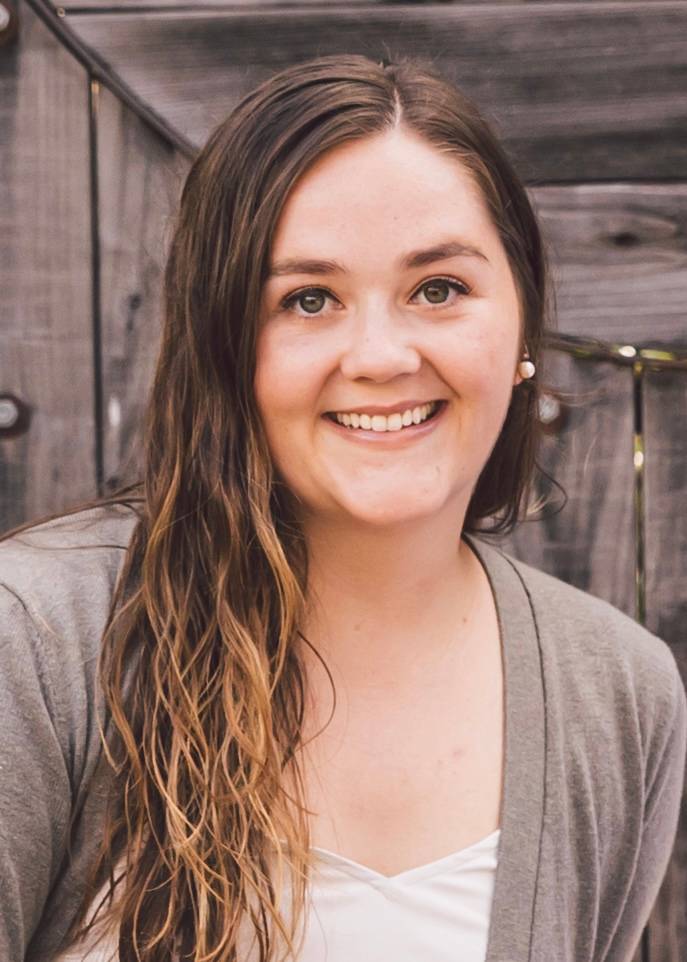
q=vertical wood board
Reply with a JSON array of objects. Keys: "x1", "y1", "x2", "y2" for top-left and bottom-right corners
[
  {"x1": 643, "y1": 368, "x2": 687, "y2": 961},
  {"x1": 97, "y1": 83, "x2": 189, "y2": 493},
  {"x1": 0, "y1": 2, "x2": 95, "y2": 531},
  {"x1": 496, "y1": 351, "x2": 636, "y2": 616}
]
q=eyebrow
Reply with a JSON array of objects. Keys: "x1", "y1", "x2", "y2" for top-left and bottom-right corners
[{"x1": 267, "y1": 240, "x2": 489, "y2": 279}]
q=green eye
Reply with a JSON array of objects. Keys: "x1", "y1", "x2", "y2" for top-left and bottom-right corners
[
  {"x1": 416, "y1": 278, "x2": 470, "y2": 304},
  {"x1": 280, "y1": 288, "x2": 332, "y2": 315}
]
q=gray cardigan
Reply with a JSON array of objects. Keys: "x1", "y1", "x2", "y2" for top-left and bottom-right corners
[{"x1": 0, "y1": 504, "x2": 685, "y2": 962}]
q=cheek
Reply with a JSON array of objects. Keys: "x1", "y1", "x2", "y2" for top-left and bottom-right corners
[
  {"x1": 253, "y1": 326, "x2": 325, "y2": 442},
  {"x1": 434, "y1": 329, "x2": 515, "y2": 401}
]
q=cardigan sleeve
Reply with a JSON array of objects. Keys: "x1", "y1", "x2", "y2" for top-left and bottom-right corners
[
  {"x1": 603, "y1": 653, "x2": 687, "y2": 962},
  {"x1": 0, "y1": 506, "x2": 137, "y2": 961},
  {"x1": 0, "y1": 585, "x2": 74, "y2": 962}
]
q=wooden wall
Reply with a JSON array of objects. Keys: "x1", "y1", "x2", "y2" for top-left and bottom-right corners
[{"x1": 2, "y1": 1, "x2": 687, "y2": 959}]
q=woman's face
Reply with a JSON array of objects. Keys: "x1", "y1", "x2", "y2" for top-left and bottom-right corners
[{"x1": 255, "y1": 127, "x2": 525, "y2": 528}]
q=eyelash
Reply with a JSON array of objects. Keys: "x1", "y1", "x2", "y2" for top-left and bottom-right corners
[{"x1": 279, "y1": 276, "x2": 471, "y2": 316}]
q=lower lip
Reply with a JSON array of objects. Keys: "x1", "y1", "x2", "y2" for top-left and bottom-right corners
[{"x1": 321, "y1": 401, "x2": 448, "y2": 444}]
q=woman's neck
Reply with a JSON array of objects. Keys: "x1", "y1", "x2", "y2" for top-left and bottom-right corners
[{"x1": 297, "y1": 509, "x2": 482, "y2": 692}]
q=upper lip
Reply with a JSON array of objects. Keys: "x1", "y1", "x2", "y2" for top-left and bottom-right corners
[{"x1": 324, "y1": 399, "x2": 445, "y2": 416}]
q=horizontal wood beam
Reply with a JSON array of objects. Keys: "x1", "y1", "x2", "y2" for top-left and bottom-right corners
[{"x1": 28, "y1": 1, "x2": 687, "y2": 182}]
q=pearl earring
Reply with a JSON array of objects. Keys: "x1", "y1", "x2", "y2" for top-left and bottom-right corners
[{"x1": 518, "y1": 358, "x2": 536, "y2": 380}]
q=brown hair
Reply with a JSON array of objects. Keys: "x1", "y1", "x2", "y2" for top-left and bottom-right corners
[{"x1": 6, "y1": 52, "x2": 555, "y2": 961}]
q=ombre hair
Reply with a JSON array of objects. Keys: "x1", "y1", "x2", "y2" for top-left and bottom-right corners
[{"x1": 5, "y1": 52, "x2": 555, "y2": 961}]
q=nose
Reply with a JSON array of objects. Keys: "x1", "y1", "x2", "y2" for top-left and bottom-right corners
[{"x1": 338, "y1": 306, "x2": 422, "y2": 382}]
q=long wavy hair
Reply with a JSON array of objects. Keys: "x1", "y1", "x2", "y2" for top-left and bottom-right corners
[{"x1": 3, "y1": 52, "x2": 555, "y2": 961}]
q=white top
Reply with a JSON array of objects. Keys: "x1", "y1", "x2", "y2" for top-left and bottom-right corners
[
  {"x1": 274, "y1": 828, "x2": 502, "y2": 962},
  {"x1": 54, "y1": 829, "x2": 500, "y2": 961}
]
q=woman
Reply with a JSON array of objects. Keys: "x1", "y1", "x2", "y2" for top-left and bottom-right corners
[{"x1": 1, "y1": 53, "x2": 685, "y2": 962}]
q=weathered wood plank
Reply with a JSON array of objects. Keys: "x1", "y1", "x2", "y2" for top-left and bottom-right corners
[
  {"x1": 495, "y1": 350, "x2": 637, "y2": 616},
  {"x1": 58, "y1": 0, "x2": 549, "y2": 7},
  {"x1": 0, "y1": 2, "x2": 95, "y2": 531},
  {"x1": 62, "y1": 1, "x2": 687, "y2": 182},
  {"x1": 644, "y1": 369, "x2": 687, "y2": 651},
  {"x1": 55, "y1": 0, "x2": 687, "y2": 11},
  {"x1": 96, "y1": 82, "x2": 189, "y2": 493},
  {"x1": 643, "y1": 368, "x2": 687, "y2": 961},
  {"x1": 532, "y1": 184, "x2": 687, "y2": 347}
]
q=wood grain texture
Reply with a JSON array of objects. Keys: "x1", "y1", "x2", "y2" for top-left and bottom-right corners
[
  {"x1": 57, "y1": 0, "x2": 568, "y2": 7},
  {"x1": 644, "y1": 370, "x2": 687, "y2": 650},
  {"x1": 56, "y1": 0, "x2": 686, "y2": 6},
  {"x1": 96, "y1": 82, "x2": 189, "y2": 493},
  {"x1": 0, "y1": 2, "x2": 95, "y2": 532},
  {"x1": 531, "y1": 184, "x2": 687, "y2": 347},
  {"x1": 494, "y1": 350, "x2": 637, "y2": 617},
  {"x1": 62, "y1": 1, "x2": 687, "y2": 182},
  {"x1": 643, "y1": 368, "x2": 687, "y2": 961}
]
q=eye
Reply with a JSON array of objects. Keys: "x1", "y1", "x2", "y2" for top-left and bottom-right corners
[
  {"x1": 412, "y1": 276, "x2": 471, "y2": 306},
  {"x1": 279, "y1": 287, "x2": 336, "y2": 316}
]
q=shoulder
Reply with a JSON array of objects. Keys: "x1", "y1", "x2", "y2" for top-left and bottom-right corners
[
  {"x1": 0, "y1": 499, "x2": 140, "y2": 695},
  {"x1": 0, "y1": 502, "x2": 141, "y2": 785},
  {"x1": 0, "y1": 500, "x2": 139, "y2": 594},
  {"x1": 491, "y1": 542, "x2": 685, "y2": 756},
  {"x1": 0, "y1": 501, "x2": 139, "y2": 637},
  {"x1": 505, "y1": 546, "x2": 678, "y2": 680}
]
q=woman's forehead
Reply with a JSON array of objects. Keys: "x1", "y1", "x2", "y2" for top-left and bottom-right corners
[
  {"x1": 277, "y1": 129, "x2": 487, "y2": 215},
  {"x1": 269, "y1": 135, "x2": 498, "y2": 267}
]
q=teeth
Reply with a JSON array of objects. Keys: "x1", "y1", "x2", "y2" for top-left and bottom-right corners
[{"x1": 334, "y1": 402, "x2": 439, "y2": 431}]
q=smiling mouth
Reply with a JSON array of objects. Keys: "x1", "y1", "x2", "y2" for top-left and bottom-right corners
[{"x1": 323, "y1": 400, "x2": 446, "y2": 433}]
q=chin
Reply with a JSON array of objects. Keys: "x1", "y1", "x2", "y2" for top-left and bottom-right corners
[{"x1": 338, "y1": 494, "x2": 449, "y2": 528}]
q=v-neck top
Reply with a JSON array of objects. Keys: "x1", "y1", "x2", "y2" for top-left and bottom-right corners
[
  {"x1": 0, "y1": 505, "x2": 685, "y2": 962},
  {"x1": 286, "y1": 828, "x2": 501, "y2": 962}
]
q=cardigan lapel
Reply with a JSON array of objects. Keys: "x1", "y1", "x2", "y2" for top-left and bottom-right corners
[{"x1": 463, "y1": 533, "x2": 545, "y2": 962}]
